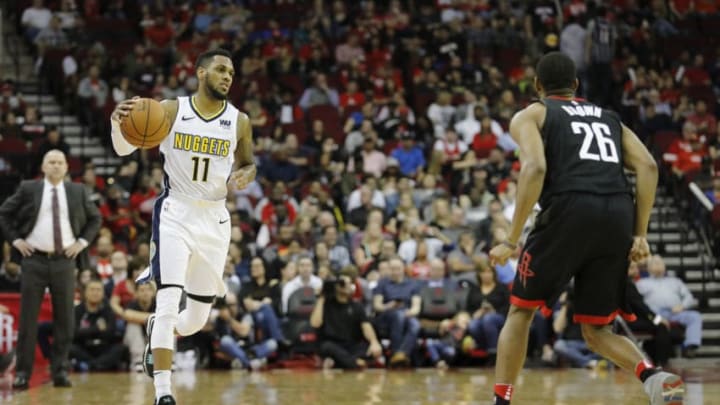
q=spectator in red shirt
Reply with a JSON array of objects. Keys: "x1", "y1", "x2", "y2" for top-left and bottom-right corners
[
  {"x1": 144, "y1": 15, "x2": 175, "y2": 49},
  {"x1": 695, "y1": 0, "x2": 718, "y2": 14},
  {"x1": 109, "y1": 258, "x2": 144, "y2": 318},
  {"x1": 98, "y1": 185, "x2": 135, "y2": 245},
  {"x1": 365, "y1": 36, "x2": 391, "y2": 74},
  {"x1": 0, "y1": 82, "x2": 26, "y2": 115},
  {"x1": 670, "y1": 0, "x2": 694, "y2": 19},
  {"x1": 171, "y1": 51, "x2": 195, "y2": 86},
  {"x1": 206, "y1": 20, "x2": 228, "y2": 45},
  {"x1": 686, "y1": 100, "x2": 717, "y2": 137},
  {"x1": 664, "y1": 121, "x2": 709, "y2": 178},
  {"x1": 472, "y1": 117, "x2": 499, "y2": 159},
  {"x1": 339, "y1": 80, "x2": 366, "y2": 112},
  {"x1": 682, "y1": 54, "x2": 711, "y2": 86},
  {"x1": 129, "y1": 175, "x2": 158, "y2": 234}
]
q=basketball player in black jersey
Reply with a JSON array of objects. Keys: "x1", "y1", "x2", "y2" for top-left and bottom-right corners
[{"x1": 489, "y1": 52, "x2": 684, "y2": 405}]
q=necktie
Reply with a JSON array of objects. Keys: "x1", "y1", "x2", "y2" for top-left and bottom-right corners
[{"x1": 52, "y1": 187, "x2": 63, "y2": 254}]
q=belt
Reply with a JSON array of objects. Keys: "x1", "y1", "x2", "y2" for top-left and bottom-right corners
[{"x1": 32, "y1": 250, "x2": 68, "y2": 260}]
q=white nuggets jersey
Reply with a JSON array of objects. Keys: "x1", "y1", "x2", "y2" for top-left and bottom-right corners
[{"x1": 159, "y1": 96, "x2": 238, "y2": 201}]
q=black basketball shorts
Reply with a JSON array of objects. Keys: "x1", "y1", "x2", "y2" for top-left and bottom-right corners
[{"x1": 510, "y1": 192, "x2": 638, "y2": 325}]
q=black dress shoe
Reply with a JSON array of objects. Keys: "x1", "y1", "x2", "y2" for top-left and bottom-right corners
[
  {"x1": 154, "y1": 395, "x2": 176, "y2": 405},
  {"x1": 12, "y1": 375, "x2": 29, "y2": 390},
  {"x1": 53, "y1": 374, "x2": 72, "y2": 388},
  {"x1": 682, "y1": 345, "x2": 699, "y2": 359}
]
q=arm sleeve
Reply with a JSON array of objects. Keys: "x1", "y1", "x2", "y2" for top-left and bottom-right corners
[
  {"x1": 110, "y1": 119, "x2": 138, "y2": 156},
  {"x1": 0, "y1": 182, "x2": 26, "y2": 242},
  {"x1": 79, "y1": 185, "x2": 102, "y2": 243},
  {"x1": 281, "y1": 282, "x2": 293, "y2": 314},
  {"x1": 329, "y1": 90, "x2": 340, "y2": 107},
  {"x1": 678, "y1": 279, "x2": 696, "y2": 309}
]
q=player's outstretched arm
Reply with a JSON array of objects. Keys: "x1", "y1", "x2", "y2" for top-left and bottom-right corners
[
  {"x1": 621, "y1": 124, "x2": 658, "y2": 261},
  {"x1": 490, "y1": 103, "x2": 547, "y2": 265},
  {"x1": 230, "y1": 112, "x2": 257, "y2": 190}
]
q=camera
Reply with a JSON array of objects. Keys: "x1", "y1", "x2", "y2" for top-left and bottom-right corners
[{"x1": 321, "y1": 277, "x2": 349, "y2": 297}]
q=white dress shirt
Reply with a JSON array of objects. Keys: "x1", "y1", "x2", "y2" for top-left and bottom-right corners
[{"x1": 26, "y1": 180, "x2": 78, "y2": 251}]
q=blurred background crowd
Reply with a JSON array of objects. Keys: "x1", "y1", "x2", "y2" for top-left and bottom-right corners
[{"x1": 0, "y1": 0, "x2": 717, "y2": 373}]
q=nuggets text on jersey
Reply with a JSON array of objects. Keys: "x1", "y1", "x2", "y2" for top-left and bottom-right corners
[{"x1": 173, "y1": 132, "x2": 231, "y2": 157}]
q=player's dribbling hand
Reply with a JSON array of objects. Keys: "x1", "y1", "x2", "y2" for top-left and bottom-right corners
[
  {"x1": 111, "y1": 96, "x2": 140, "y2": 123},
  {"x1": 230, "y1": 164, "x2": 257, "y2": 190},
  {"x1": 628, "y1": 236, "x2": 651, "y2": 263},
  {"x1": 489, "y1": 243, "x2": 514, "y2": 266}
]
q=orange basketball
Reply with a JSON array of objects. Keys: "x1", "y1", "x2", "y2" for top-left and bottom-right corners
[{"x1": 120, "y1": 98, "x2": 171, "y2": 149}]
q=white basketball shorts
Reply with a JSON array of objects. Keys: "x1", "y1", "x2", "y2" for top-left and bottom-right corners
[{"x1": 140, "y1": 189, "x2": 231, "y2": 298}]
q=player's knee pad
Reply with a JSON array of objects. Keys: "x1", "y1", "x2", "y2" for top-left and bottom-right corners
[
  {"x1": 152, "y1": 287, "x2": 183, "y2": 350},
  {"x1": 175, "y1": 294, "x2": 214, "y2": 336}
]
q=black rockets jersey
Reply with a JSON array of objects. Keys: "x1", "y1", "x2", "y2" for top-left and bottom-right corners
[{"x1": 538, "y1": 96, "x2": 631, "y2": 207}]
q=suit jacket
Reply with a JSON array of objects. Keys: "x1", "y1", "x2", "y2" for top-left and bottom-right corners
[{"x1": 0, "y1": 179, "x2": 102, "y2": 269}]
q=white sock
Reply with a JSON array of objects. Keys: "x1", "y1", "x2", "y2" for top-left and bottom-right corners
[{"x1": 154, "y1": 370, "x2": 172, "y2": 399}]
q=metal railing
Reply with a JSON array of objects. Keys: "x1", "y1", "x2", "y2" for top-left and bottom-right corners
[
  {"x1": 687, "y1": 182, "x2": 717, "y2": 309},
  {"x1": 1, "y1": 8, "x2": 22, "y2": 81}
]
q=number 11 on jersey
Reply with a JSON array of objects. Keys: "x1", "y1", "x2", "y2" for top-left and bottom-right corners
[{"x1": 191, "y1": 156, "x2": 209, "y2": 182}]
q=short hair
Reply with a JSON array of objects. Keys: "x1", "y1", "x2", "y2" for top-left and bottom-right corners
[
  {"x1": 195, "y1": 48, "x2": 233, "y2": 71},
  {"x1": 296, "y1": 253, "x2": 313, "y2": 263},
  {"x1": 339, "y1": 265, "x2": 359, "y2": 279},
  {"x1": 536, "y1": 52, "x2": 576, "y2": 93}
]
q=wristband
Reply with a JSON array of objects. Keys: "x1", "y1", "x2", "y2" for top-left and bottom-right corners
[{"x1": 501, "y1": 240, "x2": 517, "y2": 249}]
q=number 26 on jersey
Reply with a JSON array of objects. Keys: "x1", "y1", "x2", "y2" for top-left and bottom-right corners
[{"x1": 571, "y1": 121, "x2": 619, "y2": 163}]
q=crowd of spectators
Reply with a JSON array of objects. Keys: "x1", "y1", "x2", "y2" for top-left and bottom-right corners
[{"x1": 1, "y1": 0, "x2": 717, "y2": 372}]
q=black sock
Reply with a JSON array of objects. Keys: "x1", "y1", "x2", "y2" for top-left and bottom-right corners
[
  {"x1": 494, "y1": 394, "x2": 511, "y2": 405},
  {"x1": 639, "y1": 367, "x2": 659, "y2": 383}
]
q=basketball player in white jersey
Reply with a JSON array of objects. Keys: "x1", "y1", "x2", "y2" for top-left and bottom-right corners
[{"x1": 109, "y1": 49, "x2": 255, "y2": 405}]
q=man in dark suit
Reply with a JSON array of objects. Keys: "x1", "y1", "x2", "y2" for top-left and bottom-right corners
[{"x1": 0, "y1": 150, "x2": 101, "y2": 389}]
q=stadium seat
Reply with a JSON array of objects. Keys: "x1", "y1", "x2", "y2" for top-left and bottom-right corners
[
  {"x1": 651, "y1": 130, "x2": 680, "y2": 155},
  {"x1": 307, "y1": 105, "x2": 345, "y2": 143},
  {"x1": 495, "y1": 47, "x2": 523, "y2": 75},
  {"x1": 412, "y1": 91, "x2": 436, "y2": 116},
  {"x1": 282, "y1": 287, "x2": 318, "y2": 354},
  {"x1": 286, "y1": 287, "x2": 317, "y2": 318},
  {"x1": 277, "y1": 74, "x2": 304, "y2": 99},
  {"x1": 419, "y1": 286, "x2": 459, "y2": 338},
  {"x1": 686, "y1": 86, "x2": 716, "y2": 113},
  {"x1": 0, "y1": 138, "x2": 28, "y2": 154},
  {"x1": 420, "y1": 286, "x2": 458, "y2": 321},
  {"x1": 282, "y1": 121, "x2": 308, "y2": 142}
]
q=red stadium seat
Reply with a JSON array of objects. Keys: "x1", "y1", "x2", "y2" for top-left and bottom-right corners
[
  {"x1": 277, "y1": 74, "x2": 304, "y2": 99},
  {"x1": 67, "y1": 156, "x2": 84, "y2": 176},
  {"x1": 383, "y1": 140, "x2": 399, "y2": 155},
  {"x1": 686, "y1": 86, "x2": 716, "y2": 114},
  {"x1": 0, "y1": 138, "x2": 28, "y2": 154},
  {"x1": 412, "y1": 91, "x2": 436, "y2": 116},
  {"x1": 712, "y1": 205, "x2": 720, "y2": 227},
  {"x1": 282, "y1": 121, "x2": 308, "y2": 142},
  {"x1": 495, "y1": 47, "x2": 523, "y2": 74},
  {"x1": 651, "y1": 131, "x2": 680, "y2": 155},
  {"x1": 228, "y1": 81, "x2": 244, "y2": 106},
  {"x1": 307, "y1": 105, "x2": 344, "y2": 143}
]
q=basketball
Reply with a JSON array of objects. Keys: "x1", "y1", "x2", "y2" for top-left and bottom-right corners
[{"x1": 120, "y1": 98, "x2": 171, "y2": 149}]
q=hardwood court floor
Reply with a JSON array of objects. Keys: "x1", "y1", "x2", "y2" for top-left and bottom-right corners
[{"x1": 1, "y1": 361, "x2": 719, "y2": 405}]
